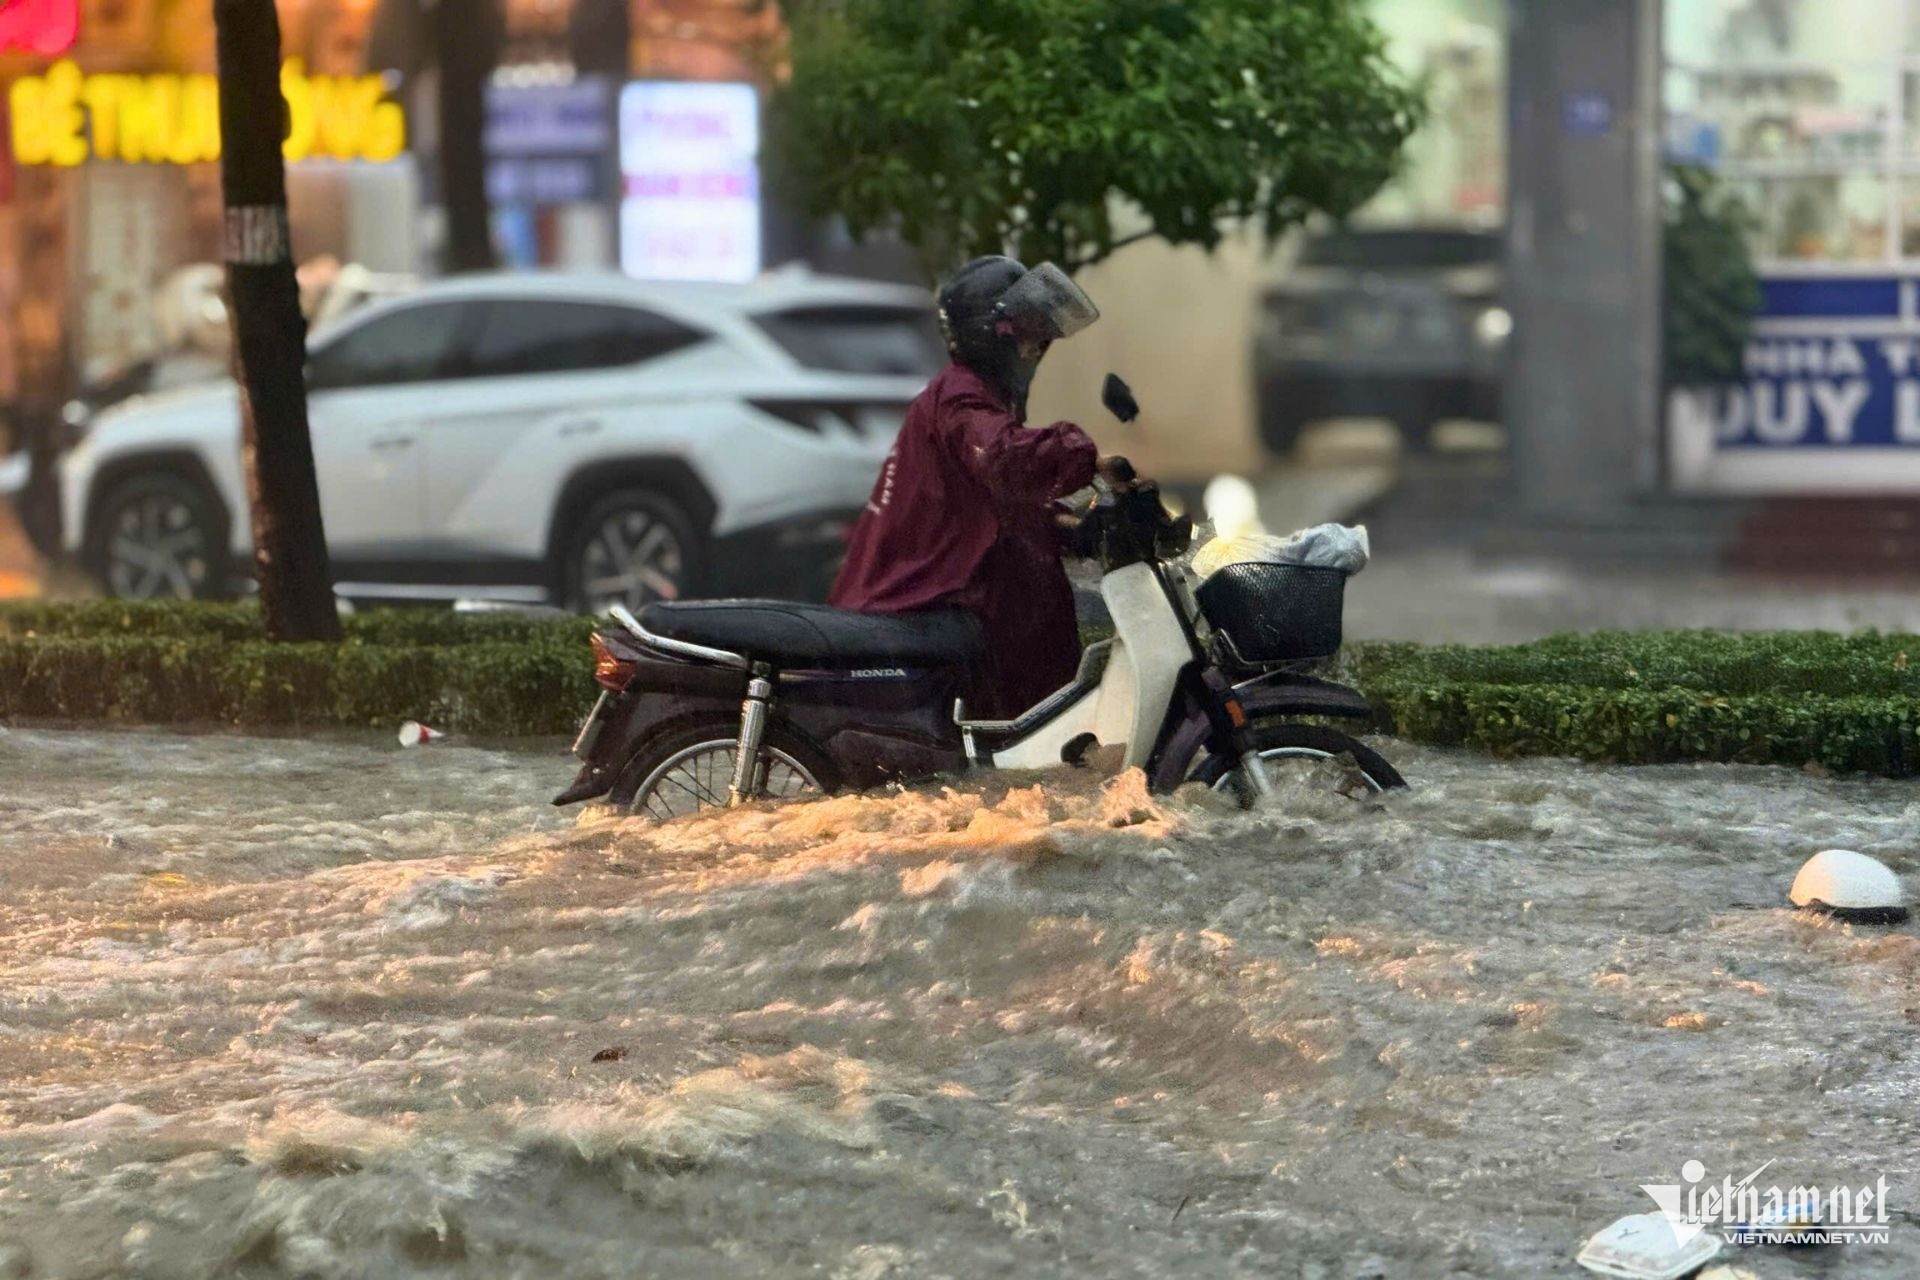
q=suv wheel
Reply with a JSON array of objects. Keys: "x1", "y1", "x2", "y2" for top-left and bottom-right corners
[
  {"x1": 564, "y1": 488, "x2": 703, "y2": 615},
  {"x1": 86, "y1": 472, "x2": 225, "y2": 601}
]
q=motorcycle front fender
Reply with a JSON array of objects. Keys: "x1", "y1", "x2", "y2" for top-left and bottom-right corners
[
  {"x1": 553, "y1": 761, "x2": 614, "y2": 806},
  {"x1": 1144, "y1": 669, "x2": 1377, "y2": 792}
]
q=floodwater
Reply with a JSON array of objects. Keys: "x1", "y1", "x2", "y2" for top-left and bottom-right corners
[{"x1": 0, "y1": 726, "x2": 1915, "y2": 1278}]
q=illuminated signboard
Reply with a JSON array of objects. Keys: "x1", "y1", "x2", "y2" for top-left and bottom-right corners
[
  {"x1": 0, "y1": 0, "x2": 79, "y2": 57},
  {"x1": 486, "y1": 78, "x2": 614, "y2": 206},
  {"x1": 619, "y1": 81, "x2": 759, "y2": 283},
  {"x1": 9, "y1": 60, "x2": 404, "y2": 167}
]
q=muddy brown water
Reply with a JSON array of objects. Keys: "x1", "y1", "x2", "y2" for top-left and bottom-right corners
[{"x1": 0, "y1": 725, "x2": 1914, "y2": 1278}]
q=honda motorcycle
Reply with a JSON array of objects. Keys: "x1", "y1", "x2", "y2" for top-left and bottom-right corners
[{"x1": 554, "y1": 377, "x2": 1403, "y2": 819}]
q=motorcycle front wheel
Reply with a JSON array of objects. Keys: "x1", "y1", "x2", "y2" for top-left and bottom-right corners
[
  {"x1": 1189, "y1": 722, "x2": 1405, "y2": 807},
  {"x1": 615, "y1": 716, "x2": 840, "y2": 821}
]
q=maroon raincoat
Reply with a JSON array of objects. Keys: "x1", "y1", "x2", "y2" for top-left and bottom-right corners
[{"x1": 830, "y1": 363, "x2": 1098, "y2": 717}]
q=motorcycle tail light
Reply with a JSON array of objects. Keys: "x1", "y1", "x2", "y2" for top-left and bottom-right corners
[{"x1": 591, "y1": 632, "x2": 638, "y2": 691}]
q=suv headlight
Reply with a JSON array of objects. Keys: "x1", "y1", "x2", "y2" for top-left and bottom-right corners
[
  {"x1": 1472, "y1": 305, "x2": 1512, "y2": 349},
  {"x1": 59, "y1": 399, "x2": 97, "y2": 450}
]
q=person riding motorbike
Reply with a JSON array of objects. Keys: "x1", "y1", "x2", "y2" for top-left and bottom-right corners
[{"x1": 829, "y1": 256, "x2": 1126, "y2": 717}]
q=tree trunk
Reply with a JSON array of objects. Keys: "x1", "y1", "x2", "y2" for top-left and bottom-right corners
[
  {"x1": 214, "y1": 0, "x2": 341, "y2": 641},
  {"x1": 435, "y1": 0, "x2": 501, "y2": 273}
]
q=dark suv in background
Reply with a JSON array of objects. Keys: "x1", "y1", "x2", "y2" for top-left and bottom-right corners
[{"x1": 1255, "y1": 225, "x2": 1506, "y2": 454}]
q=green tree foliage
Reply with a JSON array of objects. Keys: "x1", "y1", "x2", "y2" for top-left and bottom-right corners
[
  {"x1": 767, "y1": 0, "x2": 1424, "y2": 272},
  {"x1": 1663, "y1": 165, "x2": 1761, "y2": 387}
]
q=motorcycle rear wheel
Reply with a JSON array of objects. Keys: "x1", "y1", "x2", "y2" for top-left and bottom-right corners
[
  {"x1": 616, "y1": 717, "x2": 840, "y2": 820},
  {"x1": 1190, "y1": 722, "x2": 1404, "y2": 807}
]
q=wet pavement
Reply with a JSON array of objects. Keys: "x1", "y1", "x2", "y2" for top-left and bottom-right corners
[
  {"x1": 1346, "y1": 547, "x2": 1920, "y2": 644},
  {"x1": 1257, "y1": 424, "x2": 1920, "y2": 644}
]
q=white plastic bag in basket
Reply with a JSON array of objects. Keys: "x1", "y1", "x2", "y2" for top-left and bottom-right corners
[{"x1": 1191, "y1": 523, "x2": 1370, "y2": 580}]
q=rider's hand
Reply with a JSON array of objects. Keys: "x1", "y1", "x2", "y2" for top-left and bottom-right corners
[
  {"x1": 1055, "y1": 508, "x2": 1100, "y2": 558},
  {"x1": 1097, "y1": 455, "x2": 1136, "y2": 487}
]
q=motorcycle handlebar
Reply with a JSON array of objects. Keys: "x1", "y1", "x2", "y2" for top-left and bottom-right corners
[{"x1": 1072, "y1": 472, "x2": 1192, "y2": 567}]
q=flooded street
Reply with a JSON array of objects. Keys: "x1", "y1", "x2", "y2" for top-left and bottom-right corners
[{"x1": 0, "y1": 726, "x2": 1915, "y2": 1278}]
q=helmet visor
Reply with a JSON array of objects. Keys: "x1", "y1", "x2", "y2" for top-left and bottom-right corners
[{"x1": 998, "y1": 263, "x2": 1100, "y2": 343}]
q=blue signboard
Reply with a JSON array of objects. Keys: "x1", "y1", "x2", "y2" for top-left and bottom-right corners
[
  {"x1": 1667, "y1": 272, "x2": 1920, "y2": 492},
  {"x1": 484, "y1": 79, "x2": 614, "y2": 206},
  {"x1": 487, "y1": 158, "x2": 602, "y2": 205},
  {"x1": 1562, "y1": 91, "x2": 1614, "y2": 137},
  {"x1": 1716, "y1": 278, "x2": 1918, "y2": 449}
]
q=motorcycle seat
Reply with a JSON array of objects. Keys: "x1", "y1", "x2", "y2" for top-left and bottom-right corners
[{"x1": 637, "y1": 600, "x2": 984, "y2": 669}]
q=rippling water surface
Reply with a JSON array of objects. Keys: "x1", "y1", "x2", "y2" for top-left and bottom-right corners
[{"x1": 0, "y1": 725, "x2": 1915, "y2": 1277}]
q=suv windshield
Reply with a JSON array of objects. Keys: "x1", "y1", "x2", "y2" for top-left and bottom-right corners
[
  {"x1": 756, "y1": 305, "x2": 945, "y2": 376},
  {"x1": 1299, "y1": 229, "x2": 1500, "y2": 272}
]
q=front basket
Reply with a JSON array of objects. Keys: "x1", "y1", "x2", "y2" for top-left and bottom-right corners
[{"x1": 1195, "y1": 561, "x2": 1346, "y2": 665}]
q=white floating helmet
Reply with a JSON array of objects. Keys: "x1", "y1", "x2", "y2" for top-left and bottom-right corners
[{"x1": 1789, "y1": 849, "x2": 1909, "y2": 924}]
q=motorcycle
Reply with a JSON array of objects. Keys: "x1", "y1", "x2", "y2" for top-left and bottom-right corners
[{"x1": 553, "y1": 376, "x2": 1403, "y2": 819}]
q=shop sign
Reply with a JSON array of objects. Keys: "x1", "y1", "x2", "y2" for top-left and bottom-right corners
[
  {"x1": 0, "y1": 0, "x2": 79, "y2": 57},
  {"x1": 487, "y1": 79, "x2": 611, "y2": 155},
  {"x1": 1668, "y1": 274, "x2": 1920, "y2": 492},
  {"x1": 618, "y1": 80, "x2": 759, "y2": 283},
  {"x1": 9, "y1": 59, "x2": 404, "y2": 168},
  {"x1": 486, "y1": 78, "x2": 612, "y2": 206}
]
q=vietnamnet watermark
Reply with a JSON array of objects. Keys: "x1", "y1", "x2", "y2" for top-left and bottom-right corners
[{"x1": 1641, "y1": 1159, "x2": 1893, "y2": 1247}]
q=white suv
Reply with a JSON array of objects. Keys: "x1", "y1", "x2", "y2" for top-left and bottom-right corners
[{"x1": 58, "y1": 270, "x2": 939, "y2": 610}]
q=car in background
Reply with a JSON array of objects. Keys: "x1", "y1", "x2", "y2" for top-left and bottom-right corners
[
  {"x1": 58, "y1": 270, "x2": 940, "y2": 610},
  {"x1": 1255, "y1": 224, "x2": 1506, "y2": 454}
]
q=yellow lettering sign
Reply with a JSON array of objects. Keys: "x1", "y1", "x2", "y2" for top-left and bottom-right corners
[
  {"x1": 10, "y1": 59, "x2": 404, "y2": 167},
  {"x1": 362, "y1": 98, "x2": 404, "y2": 163},
  {"x1": 10, "y1": 77, "x2": 48, "y2": 164},
  {"x1": 120, "y1": 75, "x2": 172, "y2": 164},
  {"x1": 178, "y1": 75, "x2": 221, "y2": 165},
  {"x1": 19, "y1": 59, "x2": 90, "y2": 166},
  {"x1": 79, "y1": 73, "x2": 121, "y2": 160},
  {"x1": 281, "y1": 59, "x2": 316, "y2": 162},
  {"x1": 311, "y1": 75, "x2": 363, "y2": 161}
]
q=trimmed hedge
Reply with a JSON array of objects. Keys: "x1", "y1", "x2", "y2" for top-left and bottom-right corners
[
  {"x1": 7, "y1": 603, "x2": 1920, "y2": 774},
  {"x1": 1341, "y1": 630, "x2": 1920, "y2": 698},
  {"x1": 1370, "y1": 681, "x2": 1920, "y2": 775},
  {"x1": 1346, "y1": 630, "x2": 1920, "y2": 776},
  {"x1": 0, "y1": 602, "x2": 601, "y2": 734},
  {"x1": 0, "y1": 599, "x2": 600, "y2": 648},
  {"x1": 0, "y1": 631, "x2": 599, "y2": 735}
]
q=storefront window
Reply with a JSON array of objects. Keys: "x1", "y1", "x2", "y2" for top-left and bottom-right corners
[
  {"x1": 1725, "y1": 173, "x2": 1890, "y2": 262},
  {"x1": 1669, "y1": 0, "x2": 1904, "y2": 63},
  {"x1": 1360, "y1": 0, "x2": 1505, "y2": 222},
  {"x1": 1665, "y1": 0, "x2": 1920, "y2": 495},
  {"x1": 1667, "y1": 0, "x2": 1920, "y2": 266},
  {"x1": 1898, "y1": 181, "x2": 1920, "y2": 256}
]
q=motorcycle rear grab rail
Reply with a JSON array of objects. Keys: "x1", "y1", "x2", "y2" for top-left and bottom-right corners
[{"x1": 607, "y1": 603, "x2": 750, "y2": 670}]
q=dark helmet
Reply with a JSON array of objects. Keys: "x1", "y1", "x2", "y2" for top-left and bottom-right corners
[
  {"x1": 936, "y1": 256, "x2": 1099, "y2": 415},
  {"x1": 937, "y1": 256, "x2": 1028, "y2": 366}
]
